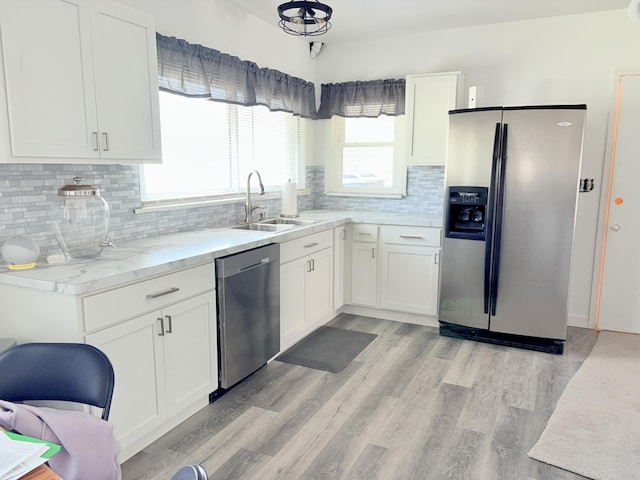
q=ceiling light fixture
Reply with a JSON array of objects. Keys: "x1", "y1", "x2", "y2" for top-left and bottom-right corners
[{"x1": 277, "y1": 0, "x2": 333, "y2": 37}]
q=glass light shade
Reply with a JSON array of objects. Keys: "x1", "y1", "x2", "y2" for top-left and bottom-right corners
[{"x1": 1, "y1": 236, "x2": 40, "y2": 265}]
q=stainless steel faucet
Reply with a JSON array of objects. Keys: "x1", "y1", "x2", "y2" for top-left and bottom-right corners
[{"x1": 244, "y1": 170, "x2": 265, "y2": 223}]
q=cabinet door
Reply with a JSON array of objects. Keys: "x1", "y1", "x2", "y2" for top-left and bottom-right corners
[
  {"x1": 162, "y1": 292, "x2": 217, "y2": 416},
  {"x1": 85, "y1": 311, "x2": 166, "y2": 449},
  {"x1": 307, "y1": 247, "x2": 334, "y2": 328},
  {"x1": 92, "y1": 0, "x2": 161, "y2": 161},
  {"x1": 92, "y1": 0, "x2": 160, "y2": 161},
  {"x1": 351, "y1": 241, "x2": 377, "y2": 307},
  {"x1": 0, "y1": 0, "x2": 99, "y2": 158},
  {"x1": 280, "y1": 258, "x2": 307, "y2": 350},
  {"x1": 380, "y1": 244, "x2": 440, "y2": 315},
  {"x1": 405, "y1": 72, "x2": 461, "y2": 165},
  {"x1": 333, "y1": 226, "x2": 346, "y2": 310}
]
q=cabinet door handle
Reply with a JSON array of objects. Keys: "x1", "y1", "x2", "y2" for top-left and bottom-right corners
[
  {"x1": 157, "y1": 317, "x2": 165, "y2": 336},
  {"x1": 146, "y1": 287, "x2": 180, "y2": 299},
  {"x1": 92, "y1": 132, "x2": 99, "y2": 151},
  {"x1": 310, "y1": 259, "x2": 315, "y2": 271},
  {"x1": 400, "y1": 235, "x2": 425, "y2": 240},
  {"x1": 371, "y1": 247, "x2": 376, "y2": 259},
  {"x1": 165, "y1": 315, "x2": 173, "y2": 334},
  {"x1": 102, "y1": 132, "x2": 110, "y2": 151},
  {"x1": 304, "y1": 242, "x2": 319, "y2": 248},
  {"x1": 341, "y1": 229, "x2": 346, "y2": 241},
  {"x1": 306, "y1": 260, "x2": 312, "y2": 272},
  {"x1": 435, "y1": 252, "x2": 440, "y2": 265}
]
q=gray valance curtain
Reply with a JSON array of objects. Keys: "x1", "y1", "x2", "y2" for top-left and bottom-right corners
[
  {"x1": 317, "y1": 79, "x2": 406, "y2": 119},
  {"x1": 156, "y1": 33, "x2": 317, "y2": 119}
]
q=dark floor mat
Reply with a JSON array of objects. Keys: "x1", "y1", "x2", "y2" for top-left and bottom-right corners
[{"x1": 275, "y1": 326, "x2": 377, "y2": 373}]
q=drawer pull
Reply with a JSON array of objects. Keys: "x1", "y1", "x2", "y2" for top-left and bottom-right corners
[
  {"x1": 157, "y1": 317, "x2": 165, "y2": 336},
  {"x1": 146, "y1": 287, "x2": 180, "y2": 299},
  {"x1": 400, "y1": 235, "x2": 425, "y2": 240},
  {"x1": 304, "y1": 242, "x2": 319, "y2": 248},
  {"x1": 358, "y1": 232, "x2": 371, "y2": 236}
]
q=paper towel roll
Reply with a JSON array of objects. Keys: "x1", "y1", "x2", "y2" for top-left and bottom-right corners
[{"x1": 281, "y1": 179, "x2": 298, "y2": 217}]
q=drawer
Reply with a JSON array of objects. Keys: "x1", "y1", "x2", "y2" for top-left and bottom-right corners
[
  {"x1": 83, "y1": 263, "x2": 214, "y2": 332},
  {"x1": 380, "y1": 226, "x2": 441, "y2": 247},
  {"x1": 280, "y1": 229, "x2": 333, "y2": 264},
  {"x1": 351, "y1": 224, "x2": 378, "y2": 243}
]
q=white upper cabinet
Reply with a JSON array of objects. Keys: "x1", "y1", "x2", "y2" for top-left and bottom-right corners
[
  {"x1": 0, "y1": 0, "x2": 161, "y2": 163},
  {"x1": 404, "y1": 72, "x2": 463, "y2": 165}
]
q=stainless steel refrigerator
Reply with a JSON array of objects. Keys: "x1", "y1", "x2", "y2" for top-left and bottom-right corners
[{"x1": 438, "y1": 105, "x2": 586, "y2": 354}]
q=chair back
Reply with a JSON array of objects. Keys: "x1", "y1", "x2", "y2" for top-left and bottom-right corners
[
  {"x1": 0, "y1": 342, "x2": 115, "y2": 420},
  {"x1": 171, "y1": 464, "x2": 208, "y2": 480}
]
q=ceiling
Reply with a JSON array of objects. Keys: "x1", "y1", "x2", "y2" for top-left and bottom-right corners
[{"x1": 222, "y1": 0, "x2": 630, "y2": 43}]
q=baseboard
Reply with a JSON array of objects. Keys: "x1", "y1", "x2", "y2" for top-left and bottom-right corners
[{"x1": 339, "y1": 305, "x2": 439, "y2": 328}]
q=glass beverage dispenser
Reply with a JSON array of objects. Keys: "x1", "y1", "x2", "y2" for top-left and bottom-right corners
[{"x1": 51, "y1": 177, "x2": 110, "y2": 258}]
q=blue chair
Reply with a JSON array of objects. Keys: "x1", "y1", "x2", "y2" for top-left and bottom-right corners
[
  {"x1": 0, "y1": 342, "x2": 115, "y2": 420},
  {"x1": 171, "y1": 464, "x2": 208, "y2": 480}
]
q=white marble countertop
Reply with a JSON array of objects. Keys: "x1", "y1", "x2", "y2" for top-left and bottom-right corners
[{"x1": 0, "y1": 210, "x2": 442, "y2": 295}]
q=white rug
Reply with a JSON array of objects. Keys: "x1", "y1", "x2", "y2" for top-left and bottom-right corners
[{"x1": 528, "y1": 331, "x2": 640, "y2": 480}]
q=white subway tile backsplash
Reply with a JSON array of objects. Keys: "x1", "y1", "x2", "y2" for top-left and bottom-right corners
[{"x1": 0, "y1": 164, "x2": 444, "y2": 254}]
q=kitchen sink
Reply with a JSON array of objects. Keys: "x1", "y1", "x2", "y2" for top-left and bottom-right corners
[
  {"x1": 258, "y1": 218, "x2": 317, "y2": 226},
  {"x1": 229, "y1": 217, "x2": 317, "y2": 232},
  {"x1": 230, "y1": 223, "x2": 295, "y2": 232}
]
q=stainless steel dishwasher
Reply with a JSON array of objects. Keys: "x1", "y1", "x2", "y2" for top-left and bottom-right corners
[{"x1": 216, "y1": 243, "x2": 280, "y2": 389}]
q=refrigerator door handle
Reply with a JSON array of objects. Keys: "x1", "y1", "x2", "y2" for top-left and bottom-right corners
[
  {"x1": 490, "y1": 123, "x2": 509, "y2": 316},
  {"x1": 484, "y1": 122, "x2": 502, "y2": 314}
]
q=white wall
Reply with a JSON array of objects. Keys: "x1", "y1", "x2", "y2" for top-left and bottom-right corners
[
  {"x1": 314, "y1": 9, "x2": 640, "y2": 327},
  {"x1": 117, "y1": 0, "x2": 317, "y2": 83},
  {"x1": 113, "y1": 3, "x2": 639, "y2": 327}
]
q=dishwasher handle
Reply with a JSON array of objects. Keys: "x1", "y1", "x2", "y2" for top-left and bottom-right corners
[
  {"x1": 240, "y1": 259, "x2": 271, "y2": 272},
  {"x1": 216, "y1": 244, "x2": 280, "y2": 279}
]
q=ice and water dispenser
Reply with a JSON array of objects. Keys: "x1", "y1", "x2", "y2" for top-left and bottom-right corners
[{"x1": 445, "y1": 186, "x2": 488, "y2": 240}]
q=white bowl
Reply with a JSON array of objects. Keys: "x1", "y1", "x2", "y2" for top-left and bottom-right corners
[{"x1": 2, "y1": 236, "x2": 41, "y2": 265}]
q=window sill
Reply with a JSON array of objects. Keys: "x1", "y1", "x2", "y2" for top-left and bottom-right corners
[
  {"x1": 135, "y1": 189, "x2": 311, "y2": 214},
  {"x1": 323, "y1": 190, "x2": 406, "y2": 199}
]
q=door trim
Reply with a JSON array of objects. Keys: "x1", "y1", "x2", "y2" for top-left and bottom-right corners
[{"x1": 590, "y1": 66, "x2": 640, "y2": 330}]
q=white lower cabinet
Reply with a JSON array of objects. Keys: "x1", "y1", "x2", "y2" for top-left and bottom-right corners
[
  {"x1": 86, "y1": 291, "x2": 217, "y2": 456},
  {"x1": 380, "y1": 226, "x2": 441, "y2": 316},
  {"x1": 333, "y1": 226, "x2": 347, "y2": 310},
  {"x1": 348, "y1": 224, "x2": 441, "y2": 317},
  {"x1": 350, "y1": 224, "x2": 378, "y2": 307},
  {"x1": 280, "y1": 230, "x2": 334, "y2": 350}
]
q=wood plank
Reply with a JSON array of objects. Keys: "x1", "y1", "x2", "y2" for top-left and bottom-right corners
[{"x1": 121, "y1": 317, "x2": 599, "y2": 480}]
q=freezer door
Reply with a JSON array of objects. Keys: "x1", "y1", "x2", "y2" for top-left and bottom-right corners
[
  {"x1": 489, "y1": 107, "x2": 585, "y2": 339},
  {"x1": 440, "y1": 236, "x2": 489, "y2": 328},
  {"x1": 439, "y1": 108, "x2": 503, "y2": 329}
]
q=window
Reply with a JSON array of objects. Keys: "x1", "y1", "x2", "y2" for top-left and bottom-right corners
[
  {"x1": 140, "y1": 91, "x2": 305, "y2": 205},
  {"x1": 325, "y1": 115, "x2": 406, "y2": 197}
]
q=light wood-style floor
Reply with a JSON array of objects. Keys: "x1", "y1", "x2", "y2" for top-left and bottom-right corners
[{"x1": 121, "y1": 314, "x2": 598, "y2": 480}]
